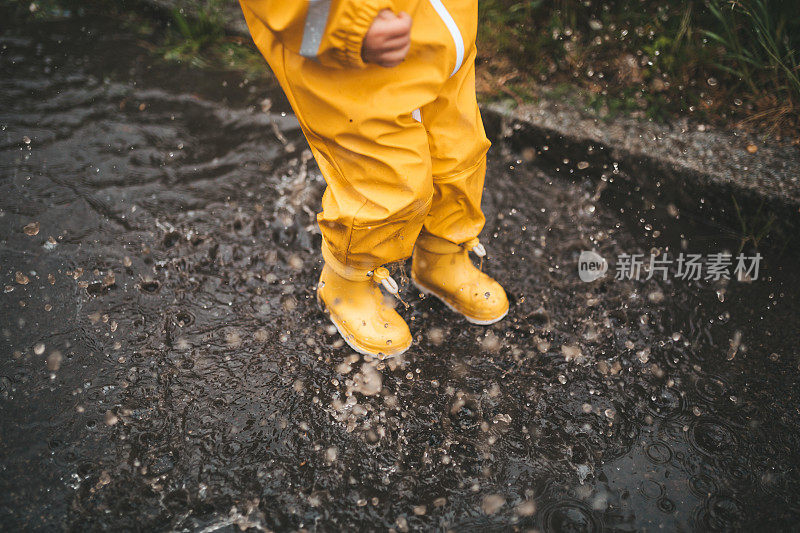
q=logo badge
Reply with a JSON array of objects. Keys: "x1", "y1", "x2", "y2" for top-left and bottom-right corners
[{"x1": 578, "y1": 250, "x2": 608, "y2": 282}]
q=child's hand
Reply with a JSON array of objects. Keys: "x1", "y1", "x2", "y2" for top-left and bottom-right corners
[{"x1": 361, "y1": 10, "x2": 412, "y2": 67}]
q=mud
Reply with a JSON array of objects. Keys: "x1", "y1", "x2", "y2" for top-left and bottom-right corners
[{"x1": 2, "y1": 7, "x2": 799, "y2": 532}]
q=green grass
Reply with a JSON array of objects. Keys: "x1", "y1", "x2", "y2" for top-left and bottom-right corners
[
  {"x1": 731, "y1": 194, "x2": 778, "y2": 251},
  {"x1": 477, "y1": 0, "x2": 800, "y2": 135},
  {"x1": 706, "y1": 0, "x2": 800, "y2": 95},
  {"x1": 160, "y1": 1, "x2": 225, "y2": 66},
  {"x1": 154, "y1": 1, "x2": 268, "y2": 77},
  {"x1": 704, "y1": 0, "x2": 799, "y2": 133}
]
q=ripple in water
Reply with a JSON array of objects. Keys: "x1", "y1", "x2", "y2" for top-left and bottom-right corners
[
  {"x1": 688, "y1": 417, "x2": 738, "y2": 458},
  {"x1": 539, "y1": 500, "x2": 602, "y2": 533}
]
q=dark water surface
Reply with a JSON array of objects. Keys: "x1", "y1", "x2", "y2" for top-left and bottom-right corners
[{"x1": 2, "y1": 7, "x2": 799, "y2": 531}]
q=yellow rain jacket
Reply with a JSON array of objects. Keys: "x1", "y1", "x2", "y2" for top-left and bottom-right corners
[{"x1": 239, "y1": 0, "x2": 490, "y2": 280}]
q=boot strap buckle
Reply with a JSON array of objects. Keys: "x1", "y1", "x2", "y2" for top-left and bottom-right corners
[
  {"x1": 463, "y1": 238, "x2": 486, "y2": 258},
  {"x1": 370, "y1": 267, "x2": 399, "y2": 295}
]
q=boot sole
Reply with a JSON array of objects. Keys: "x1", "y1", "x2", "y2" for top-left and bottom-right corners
[
  {"x1": 411, "y1": 277, "x2": 509, "y2": 325},
  {"x1": 316, "y1": 292, "x2": 412, "y2": 359}
]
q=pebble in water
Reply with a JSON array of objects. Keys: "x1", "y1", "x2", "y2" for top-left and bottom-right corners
[{"x1": 23, "y1": 222, "x2": 40, "y2": 236}]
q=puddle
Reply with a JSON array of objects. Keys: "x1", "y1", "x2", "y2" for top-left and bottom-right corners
[{"x1": 2, "y1": 6, "x2": 799, "y2": 531}]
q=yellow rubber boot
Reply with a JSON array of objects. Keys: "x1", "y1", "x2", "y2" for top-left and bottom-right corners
[
  {"x1": 411, "y1": 238, "x2": 509, "y2": 325},
  {"x1": 318, "y1": 264, "x2": 412, "y2": 358}
]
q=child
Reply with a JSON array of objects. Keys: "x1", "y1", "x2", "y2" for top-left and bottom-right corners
[{"x1": 239, "y1": 0, "x2": 508, "y2": 357}]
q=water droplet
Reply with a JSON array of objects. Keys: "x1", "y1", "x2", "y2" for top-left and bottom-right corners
[
  {"x1": 562, "y1": 345, "x2": 583, "y2": 362},
  {"x1": 480, "y1": 333, "x2": 501, "y2": 352},
  {"x1": 325, "y1": 446, "x2": 338, "y2": 463},
  {"x1": 287, "y1": 254, "x2": 303, "y2": 270},
  {"x1": 225, "y1": 331, "x2": 242, "y2": 348},
  {"x1": 395, "y1": 516, "x2": 409, "y2": 532},
  {"x1": 104, "y1": 410, "x2": 118, "y2": 426},
  {"x1": 481, "y1": 494, "x2": 506, "y2": 515},
  {"x1": 46, "y1": 351, "x2": 62, "y2": 371},
  {"x1": 727, "y1": 330, "x2": 742, "y2": 360},
  {"x1": 427, "y1": 328, "x2": 444, "y2": 346}
]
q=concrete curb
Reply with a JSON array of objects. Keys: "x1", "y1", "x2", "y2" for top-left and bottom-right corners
[{"x1": 484, "y1": 100, "x2": 800, "y2": 208}]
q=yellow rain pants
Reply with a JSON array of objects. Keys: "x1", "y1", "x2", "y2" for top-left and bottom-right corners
[{"x1": 239, "y1": 0, "x2": 490, "y2": 280}]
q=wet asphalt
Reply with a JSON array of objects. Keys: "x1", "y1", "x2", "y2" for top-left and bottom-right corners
[{"x1": 2, "y1": 6, "x2": 800, "y2": 532}]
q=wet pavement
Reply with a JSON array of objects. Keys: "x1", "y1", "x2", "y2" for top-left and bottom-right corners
[{"x1": 2, "y1": 7, "x2": 800, "y2": 532}]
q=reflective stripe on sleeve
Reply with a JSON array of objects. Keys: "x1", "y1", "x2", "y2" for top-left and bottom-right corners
[
  {"x1": 299, "y1": 0, "x2": 332, "y2": 58},
  {"x1": 428, "y1": 0, "x2": 464, "y2": 77}
]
